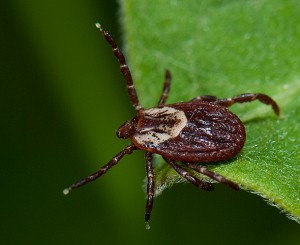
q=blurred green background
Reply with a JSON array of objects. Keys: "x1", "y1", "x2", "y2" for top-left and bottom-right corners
[{"x1": 1, "y1": 1, "x2": 299, "y2": 244}]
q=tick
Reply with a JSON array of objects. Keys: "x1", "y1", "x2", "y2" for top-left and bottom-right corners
[{"x1": 64, "y1": 23, "x2": 280, "y2": 226}]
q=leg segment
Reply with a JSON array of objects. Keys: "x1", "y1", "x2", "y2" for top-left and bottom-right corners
[
  {"x1": 191, "y1": 95, "x2": 218, "y2": 102},
  {"x1": 184, "y1": 163, "x2": 239, "y2": 190},
  {"x1": 145, "y1": 152, "x2": 155, "y2": 223},
  {"x1": 191, "y1": 93, "x2": 280, "y2": 116},
  {"x1": 96, "y1": 23, "x2": 142, "y2": 111},
  {"x1": 215, "y1": 93, "x2": 280, "y2": 116},
  {"x1": 164, "y1": 158, "x2": 214, "y2": 191},
  {"x1": 63, "y1": 144, "x2": 137, "y2": 195},
  {"x1": 158, "y1": 69, "x2": 171, "y2": 106}
]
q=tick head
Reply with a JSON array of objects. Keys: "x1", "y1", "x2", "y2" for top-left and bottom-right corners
[{"x1": 116, "y1": 117, "x2": 138, "y2": 139}]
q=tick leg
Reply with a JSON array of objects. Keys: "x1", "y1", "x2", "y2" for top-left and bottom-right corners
[
  {"x1": 96, "y1": 23, "x2": 143, "y2": 112},
  {"x1": 145, "y1": 152, "x2": 155, "y2": 224},
  {"x1": 190, "y1": 95, "x2": 218, "y2": 102},
  {"x1": 184, "y1": 163, "x2": 239, "y2": 190},
  {"x1": 192, "y1": 93, "x2": 280, "y2": 116},
  {"x1": 63, "y1": 144, "x2": 137, "y2": 195},
  {"x1": 164, "y1": 158, "x2": 214, "y2": 191},
  {"x1": 158, "y1": 69, "x2": 171, "y2": 106},
  {"x1": 214, "y1": 93, "x2": 280, "y2": 116}
]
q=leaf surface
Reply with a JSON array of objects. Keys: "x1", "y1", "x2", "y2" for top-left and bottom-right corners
[{"x1": 120, "y1": 0, "x2": 300, "y2": 222}]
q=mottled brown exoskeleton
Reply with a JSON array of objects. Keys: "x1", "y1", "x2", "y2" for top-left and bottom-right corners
[{"x1": 64, "y1": 23, "x2": 280, "y2": 227}]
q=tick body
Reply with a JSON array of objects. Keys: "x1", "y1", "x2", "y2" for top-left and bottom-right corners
[
  {"x1": 64, "y1": 23, "x2": 280, "y2": 226},
  {"x1": 129, "y1": 102, "x2": 246, "y2": 163}
]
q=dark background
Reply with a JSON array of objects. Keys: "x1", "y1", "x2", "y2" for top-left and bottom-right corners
[{"x1": 1, "y1": 1, "x2": 299, "y2": 244}]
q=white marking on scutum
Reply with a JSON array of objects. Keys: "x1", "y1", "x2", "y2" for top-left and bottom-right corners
[{"x1": 133, "y1": 106, "x2": 188, "y2": 147}]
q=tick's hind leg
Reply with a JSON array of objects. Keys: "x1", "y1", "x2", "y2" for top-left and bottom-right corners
[
  {"x1": 191, "y1": 93, "x2": 280, "y2": 116},
  {"x1": 145, "y1": 152, "x2": 155, "y2": 225},
  {"x1": 158, "y1": 70, "x2": 171, "y2": 106},
  {"x1": 184, "y1": 163, "x2": 239, "y2": 190},
  {"x1": 191, "y1": 95, "x2": 218, "y2": 103},
  {"x1": 63, "y1": 144, "x2": 136, "y2": 195},
  {"x1": 164, "y1": 158, "x2": 214, "y2": 191},
  {"x1": 214, "y1": 93, "x2": 280, "y2": 116}
]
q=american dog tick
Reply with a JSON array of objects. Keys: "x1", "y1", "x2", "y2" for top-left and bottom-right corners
[{"x1": 64, "y1": 23, "x2": 280, "y2": 226}]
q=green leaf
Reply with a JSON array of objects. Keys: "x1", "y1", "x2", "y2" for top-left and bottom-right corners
[{"x1": 120, "y1": 0, "x2": 300, "y2": 222}]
